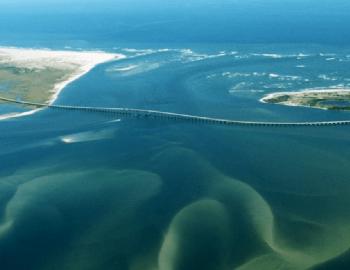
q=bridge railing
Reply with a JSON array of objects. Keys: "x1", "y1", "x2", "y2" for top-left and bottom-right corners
[{"x1": 1, "y1": 96, "x2": 350, "y2": 127}]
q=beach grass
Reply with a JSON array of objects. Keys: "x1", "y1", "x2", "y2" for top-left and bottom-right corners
[{"x1": 0, "y1": 65, "x2": 74, "y2": 103}]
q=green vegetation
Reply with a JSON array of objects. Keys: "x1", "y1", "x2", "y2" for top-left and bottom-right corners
[
  {"x1": 263, "y1": 91, "x2": 350, "y2": 111},
  {"x1": 0, "y1": 64, "x2": 74, "y2": 104}
]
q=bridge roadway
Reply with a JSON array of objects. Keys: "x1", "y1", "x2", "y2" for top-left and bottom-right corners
[{"x1": 1, "y1": 96, "x2": 350, "y2": 127}]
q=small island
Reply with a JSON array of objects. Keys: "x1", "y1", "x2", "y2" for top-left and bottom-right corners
[
  {"x1": 260, "y1": 89, "x2": 350, "y2": 110},
  {"x1": 0, "y1": 47, "x2": 124, "y2": 120}
]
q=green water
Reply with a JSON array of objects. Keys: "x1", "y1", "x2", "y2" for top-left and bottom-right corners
[{"x1": 1, "y1": 45, "x2": 350, "y2": 270}]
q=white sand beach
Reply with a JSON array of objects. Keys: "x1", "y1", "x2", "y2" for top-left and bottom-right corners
[
  {"x1": 260, "y1": 88, "x2": 350, "y2": 109},
  {"x1": 0, "y1": 47, "x2": 125, "y2": 120}
]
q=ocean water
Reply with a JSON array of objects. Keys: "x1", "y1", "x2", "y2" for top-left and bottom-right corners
[{"x1": 1, "y1": 6, "x2": 350, "y2": 270}]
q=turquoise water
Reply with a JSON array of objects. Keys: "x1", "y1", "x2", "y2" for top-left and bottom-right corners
[
  {"x1": 1, "y1": 43, "x2": 350, "y2": 269},
  {"x1": 2, "y1": 0, "x2": 350, "y2": 265}
]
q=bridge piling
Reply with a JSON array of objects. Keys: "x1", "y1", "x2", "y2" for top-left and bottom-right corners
[{"x1": 1, "y1": 96, "x2": 350, "y2": 128}]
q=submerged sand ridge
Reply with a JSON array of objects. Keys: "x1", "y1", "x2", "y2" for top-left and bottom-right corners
[{"x1": 0, "y1": 46, "x2": 125, "y2": 120}]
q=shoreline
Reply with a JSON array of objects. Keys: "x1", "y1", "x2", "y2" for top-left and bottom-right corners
[
  {"x1": 0, "y1": 47, "x2": 126, "y2": 121},
  {"x1": 260, "y1": 88, "x2": 350, "y2": 110}
]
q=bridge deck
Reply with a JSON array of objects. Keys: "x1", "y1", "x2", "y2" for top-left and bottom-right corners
[{"x1": 1, "y1": 96, "x2": 350, "y2": 127}]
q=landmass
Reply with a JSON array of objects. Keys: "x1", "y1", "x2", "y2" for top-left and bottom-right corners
[
  {"x1": 260, "y1": 89, "x2": 350, "y2": 110},
  {"x1": 0, "y1": 47, "x2": 124, "y2": 119}
]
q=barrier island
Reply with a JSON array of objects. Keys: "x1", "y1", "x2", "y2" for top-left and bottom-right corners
[{"x1": 261, "y1": 89, "x2": 350, "y2": 110}]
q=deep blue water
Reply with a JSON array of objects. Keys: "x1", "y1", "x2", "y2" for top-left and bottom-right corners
[{"x1": 1, "y1": 6, "x2": 350, "y2": 270}]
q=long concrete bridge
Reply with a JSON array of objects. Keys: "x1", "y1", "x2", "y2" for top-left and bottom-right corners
[{"x1": 1, "y1": 96, "x2": 350, "y2": 127}]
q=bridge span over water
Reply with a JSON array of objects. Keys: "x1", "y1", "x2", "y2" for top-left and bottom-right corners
[{"x1": 1, "y1": 97, "x2": 350, "y2": 128}]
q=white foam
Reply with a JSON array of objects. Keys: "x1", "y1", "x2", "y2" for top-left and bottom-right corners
[
  {"x1": 107, "y1": 62, "x2": 161, "y2": 76},
  {"x1": 318, "y1": 74, "x2": 337, "y2": 81},
  {"x1": 251, "y1": 52, "x2": 311, "y2": 59},
  {"x1": 222, "y1": 72, "x2": 251, "y2": 78},
  {"x1": 179, "y1": 49, "x2": 227, "y2": 63},
  {"x1": 269, "y1": 73, "x2": 280, "y2": 78},
  {"x1": 108, "y1": 65, "x2": 138, "y2": 72},
  {"x1": 121, "y1": 48, "x2": 173, "y2": 57},
  {"x1": 296, "y1": 53, "x2": 310, "y2": 57},
  {"x1": 320, "y1": 53, "x2": 336, "y2": 57},
  {"x1": 60, "y1": 129, "x2": 115, "y2": 144},
  {"x1": 106, "y1": 119, "x2": 121, "y2": 123},
  {"x1": 252, "y1": 53, "x2": 283, "y2": 58},
  {"x1": 221, "y1": 72, "x2": 267, "y2": 78},
  {"x1": 269, "y1": 73, "x2": 301, "y2": 81}
]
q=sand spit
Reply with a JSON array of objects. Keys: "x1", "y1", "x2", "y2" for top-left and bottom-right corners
[
  {"x1": 0, "y1": 47, "x2": 125, "y2": 120},
  {"x1": 260, "y1": 89, "x2": 350, "y2": 110}
]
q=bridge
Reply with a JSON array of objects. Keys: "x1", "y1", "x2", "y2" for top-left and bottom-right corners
[{"x1": 1, "y1": 96, "x2": 350, "y2": 127}]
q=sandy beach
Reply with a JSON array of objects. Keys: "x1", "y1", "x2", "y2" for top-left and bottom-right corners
[
  {"x1": 260, "y1": 88, "x2": 350, "y2": 110},
  {"x1": 0, "y1": 47, "x2": 125, "y2": 120}
]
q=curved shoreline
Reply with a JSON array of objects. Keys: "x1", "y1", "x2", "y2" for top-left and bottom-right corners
[
  {"x1": 260, "y1": 88, "x2": 350, "y2": 110},
  {"x1": 0, "y1": 47, "x2": 126, "y2": 121}
]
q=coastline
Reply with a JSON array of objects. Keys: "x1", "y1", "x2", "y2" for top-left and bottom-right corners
[
  {"x1": 0, "y1": 47, "x2": 126, "y2": 121},
  {"x1": 260, "y1": 88, "x2": 350, "y2": 110}
]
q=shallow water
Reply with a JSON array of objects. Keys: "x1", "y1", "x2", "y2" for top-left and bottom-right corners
[{"x1": 1, "y1": 44, "x2": 350, "y2": 270}]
